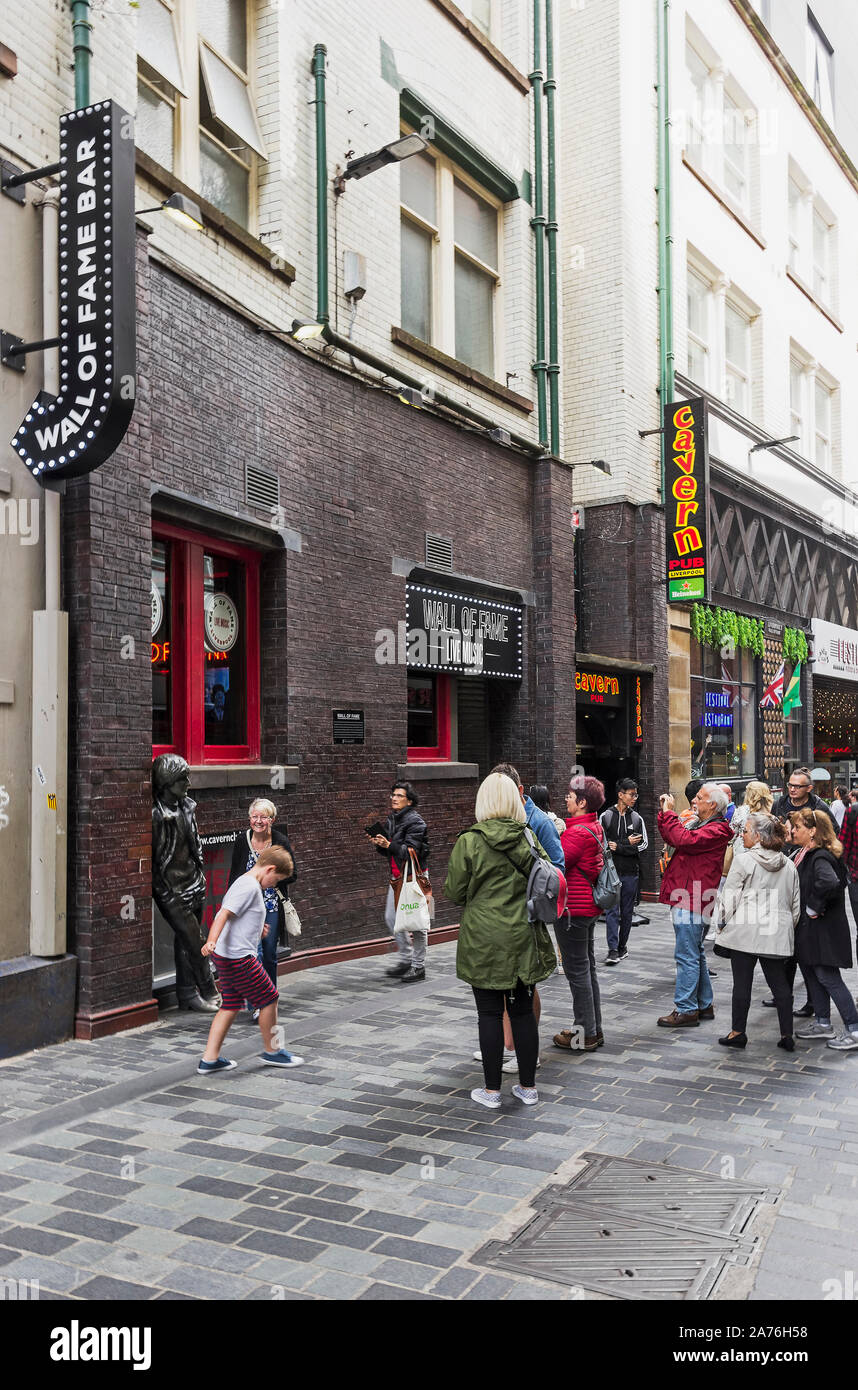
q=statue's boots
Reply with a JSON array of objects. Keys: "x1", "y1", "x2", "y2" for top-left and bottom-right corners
[{"x1": 178, "y1": 991, "x2": 221, "y2": 1013}]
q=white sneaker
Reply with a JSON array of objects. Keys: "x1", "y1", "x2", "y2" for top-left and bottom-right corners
[
  {"x1": 512, "y1": 1084, "x2": 539, "y2": 1106},
  {"x1": 826, "y1": 1031, "x2": 858, "y2": 1051},
  {"x1": 794, "y1": 1020, "x2": 836, "y2": 1040},
  {"x1": 470, "y1": 1087, "x2": 502, "y2": 1109},
  {"x1": 502, "y1": 1054, "x2": 542, "y2": 1074},
  {"x1": 473, "y1": 1048, "x2": 515, "y2": 1063}
]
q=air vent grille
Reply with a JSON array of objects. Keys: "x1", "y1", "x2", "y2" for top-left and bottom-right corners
[
  {"x1": 246, "y1": 463, "x2": 280, "y2": 511},
  {"x1": 425, "y1": 534, "x2": 453, "y2": 571}
]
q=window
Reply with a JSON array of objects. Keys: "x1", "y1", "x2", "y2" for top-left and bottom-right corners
[
  {"x1": 152, "y1": 523, "x2": 260, "y2": 762},
  {"x1": 407, "y1": 674, "x2": 451, "y2": 760},
  {"x1": 722, "y1": 90, "x2": 748, "y2": 208},
  {"x1": 686, "y1": 268, "x2": 712, "y2": 384},
  {"x1": 462, "y1": 0, "x2": 492, "y2": 37},
  {"x1": 807, "y1": 9, "x2": 835, "y2": 124},
  {"x1": 724, "y1": 301, "x2": 750, "y2": 416},
  {"x1": 812, "y1": 205, "x2": 831, "y2": 302},
  {"x1": 135, "y1": 0, "x2": 266, "y2": 229},
  {"x1": 685, "y1": 40, "x2": 709, "y2": 165},
  {"x1": 400, "y1": 145, "x2": 502, "y2": 378},
  {"x1": 787, "y1": 173, "x2": 803, "y2": 272},
  {"x1": 815, "y1": 378, "x2": 832, "y2": 470},
  {"x1": 789, "y1": 355, "x2": 805, "y2": 444},
  {"x1": 690, "y1": 641, "x2": 757, "y2": 779}
]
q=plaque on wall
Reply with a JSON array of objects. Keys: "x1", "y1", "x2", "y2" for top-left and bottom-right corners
[{"x1": 333, "y1": 709, "x2": 365, "y2": 744}]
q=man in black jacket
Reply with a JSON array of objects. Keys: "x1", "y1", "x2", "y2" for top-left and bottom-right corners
[
  {"x1": 371, "y1": 782, "x2": 430, "y2": 982},
  {"x1": 599, "y1": 778, "x2": 648, "y2": 965},
  {"x1": 772, "y1": 767, "x2": 837, "y2": 826}
]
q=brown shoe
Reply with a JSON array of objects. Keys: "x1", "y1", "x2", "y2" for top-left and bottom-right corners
[
  {"x1": 552, "y1": 1029, "x2": 598, "y2": 1052},
  {"x1": 657, "y1": 1009, "x2": 700, "y2": 1028},
  {"x1": 698, "y1": 1005, "x2": 715, "y2": 1020},
  {"x1": 595, "y1": 1030, "x2": 605, "y2": 1047}
]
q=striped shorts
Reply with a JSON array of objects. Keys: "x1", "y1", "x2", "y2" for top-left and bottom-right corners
[{"x1": 212, "y1": 952, "x2": 279, "y2": 1011}]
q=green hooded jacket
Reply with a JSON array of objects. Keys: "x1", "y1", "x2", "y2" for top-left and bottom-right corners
[{"x1": 444, "y1": 817, "x2": 557, "y2": 991}]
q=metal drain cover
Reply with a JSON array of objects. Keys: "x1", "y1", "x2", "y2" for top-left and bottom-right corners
[{"x1": 474, "y1": 1152, "x2": 778, "y2": 1301}]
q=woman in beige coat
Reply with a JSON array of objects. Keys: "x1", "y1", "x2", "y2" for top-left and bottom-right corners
[{"x1": 713, "y1": 813, "x2": 801, "y2": 1052}]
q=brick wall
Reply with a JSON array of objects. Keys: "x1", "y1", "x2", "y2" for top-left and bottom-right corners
[{"x1": 63, "y1": 235, "x2": 573, "y2": 1022}]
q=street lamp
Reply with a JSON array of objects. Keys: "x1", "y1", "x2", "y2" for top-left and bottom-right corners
[
  {"x1": 334, "y1": 134, "x2": 428, "y2": 193},
  {"x1": 748, "y1": 434, "x2": 799, "y2": 472}
]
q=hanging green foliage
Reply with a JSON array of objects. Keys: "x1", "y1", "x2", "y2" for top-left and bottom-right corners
[
  {"x1": 783, "y1": 626, "x2": 809, "y2": 667},
  {"x1": 690, "y1": 604, "x2": 764, "y2": 656}
]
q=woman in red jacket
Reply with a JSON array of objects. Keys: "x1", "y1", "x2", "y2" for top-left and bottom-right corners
[{"x1": 553, "y1": 775, "x2": 607, "y2": 1053}]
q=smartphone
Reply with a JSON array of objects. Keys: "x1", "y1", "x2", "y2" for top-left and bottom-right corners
[{"x1": 364, "y1": 821, "x2": 386, "y2": 839}]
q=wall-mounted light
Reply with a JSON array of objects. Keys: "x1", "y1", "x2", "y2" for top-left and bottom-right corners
[
  {"x1": 334, "y1": 134, "x2": 428, "y2": 193},
  {"x1": 136, "y1": 191, "x2": 204, "y2": 232},
  {"x1": 397, "y1": 386, "x2": 424, "y2": 409},
  {"x1": 289, "y1": 318, "x2": 326, "y2": 342}
]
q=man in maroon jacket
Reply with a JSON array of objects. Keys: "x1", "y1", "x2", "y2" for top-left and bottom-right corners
[{"x1": 657, "y1": 782, "x2": 732, "y2": 1027}]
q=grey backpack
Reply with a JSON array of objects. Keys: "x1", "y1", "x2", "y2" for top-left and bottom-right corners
[{"x1": 501, "y1": 828, "x2": 568, "y2": 923}]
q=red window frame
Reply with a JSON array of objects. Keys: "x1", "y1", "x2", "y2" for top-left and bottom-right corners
[
  {"x1": 407, "y1": 673, "x2": 451, "y2": 761},
  {"x1": 152, "y1": 521, "x2": 261, "y2": 764}
]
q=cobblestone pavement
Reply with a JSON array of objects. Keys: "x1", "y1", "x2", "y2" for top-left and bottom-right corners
[{"x1": 1, "y1": 906, "x2": 858, "y2": 1301}]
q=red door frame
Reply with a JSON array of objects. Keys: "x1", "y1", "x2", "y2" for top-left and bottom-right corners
[
  {"x1": 407, "y1": 673, "x2": 451, "y2": 761},
  {"x1": 152, "y1": 520, "x2": 261, "y2": 764}
]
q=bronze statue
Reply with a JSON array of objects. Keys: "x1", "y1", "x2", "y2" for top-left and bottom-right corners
[{"x1": 152, "y1": 754, "x2": 220, "y2": 1012}]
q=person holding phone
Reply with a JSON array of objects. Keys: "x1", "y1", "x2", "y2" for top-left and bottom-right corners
[
  {"x1": 370, "y1": 782, "x2": 430, "y2": 982},
  {"x1": 599, "y1": 778, "x2": 647, "y2": 965}
]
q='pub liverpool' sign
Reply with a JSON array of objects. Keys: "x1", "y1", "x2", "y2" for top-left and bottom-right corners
[
  {"x1": 664, "y1": 395, "x2": 709, "y2": 602},
  {"x1": 11, "y1": 101, "x2": 136, "y2": 482}
]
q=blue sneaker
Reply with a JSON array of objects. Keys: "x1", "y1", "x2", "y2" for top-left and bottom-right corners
[
  {"x1": 260, "y1": 1049, "x2": 304, "y2": 1068},
  {"x1": 197, "y1": 1057, "x2": 237, "y2": 1075}
]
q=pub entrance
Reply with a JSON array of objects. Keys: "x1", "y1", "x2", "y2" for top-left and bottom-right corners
[{"x1": 575, "y1": 666, "x2": 639, "y2": 807}]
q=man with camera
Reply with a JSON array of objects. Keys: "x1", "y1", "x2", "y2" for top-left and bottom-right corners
[{"x1": 657, "y1": 783, "x2": 732, "y2": 1028}]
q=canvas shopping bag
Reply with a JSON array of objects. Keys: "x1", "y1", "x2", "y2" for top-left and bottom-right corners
[{"x1": 393, "y1": 851, "x2": 432, "y2": 934}]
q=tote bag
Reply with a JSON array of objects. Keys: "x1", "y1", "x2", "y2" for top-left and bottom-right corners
[{"x1": 393, "y1": 851, "x2": 432, "y2": 934}]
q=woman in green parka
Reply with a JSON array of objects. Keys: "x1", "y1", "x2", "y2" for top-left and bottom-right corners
[{"x1": 444, "y1": 772, "x2": 557, "y2": 1109}]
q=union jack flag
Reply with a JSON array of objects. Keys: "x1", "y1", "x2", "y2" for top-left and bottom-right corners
[{"x1": 759, "y1": 660, "x2": 786, "y2": 709}]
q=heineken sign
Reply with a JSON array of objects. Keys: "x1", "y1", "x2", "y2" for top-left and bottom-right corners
[
  {"x1": 664, "y1": 396, "x2": 709, "y2": 602},
  {"x1": 11, "y1": 101, "x2": 136, "y2": 482}
]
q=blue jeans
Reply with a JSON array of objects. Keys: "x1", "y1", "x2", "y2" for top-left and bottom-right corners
[
  {"x1": 672, "y1": 908, "x2": 713, "y2": 1015},
  {"x1": 605, "y1": 873, "x2": 638, "y2": 952}
]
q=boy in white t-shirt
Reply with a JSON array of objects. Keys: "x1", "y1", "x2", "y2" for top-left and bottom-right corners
[{"x1": 198, "y1": 845, "x2": 304, "y2": 1074}]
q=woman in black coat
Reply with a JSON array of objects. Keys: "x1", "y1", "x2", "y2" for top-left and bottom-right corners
[
  {"x1": 791, "y1": 808, "x2": 858, "y2": 1051},
  {"x1": 227, "y1": 798, "x2": 297, "y2": 1014}
]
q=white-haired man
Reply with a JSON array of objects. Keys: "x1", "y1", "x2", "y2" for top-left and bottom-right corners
[{"x1": 656, "y1": 782, "x2": 732, "y2": 1028}]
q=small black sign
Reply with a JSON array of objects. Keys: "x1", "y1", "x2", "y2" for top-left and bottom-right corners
[
  {"x1": 11, "y1": 100, "x2": 136, "y2": 482},
  {"x1": 333, "y1": 709, "x2": 365, "y2": 744}
]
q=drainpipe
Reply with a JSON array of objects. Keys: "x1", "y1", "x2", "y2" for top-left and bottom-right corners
[
  {"x1": 544, "y1": 0, "x2": 560, "y2": 457},
  {"x1": 71, "y1": 0, "x2": 92, "y2": 108},
  {"x1": 529, "y1": 3, "x2": 549, "y2": 449},
  {"x1": 656, "y1": 0, "x2": 674, "y2": 501},
  {"x1": 312, "y1": 44, "x2": 329, "y2": 326}
]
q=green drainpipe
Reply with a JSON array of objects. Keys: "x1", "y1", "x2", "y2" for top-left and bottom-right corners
[
  {"x1": 312, "y1": 44, "x2": 329, "y2": 325},
  {"x1": 656, "y1": 0, "x2": 675, "y2": 502},
  {"x1": 530, "y1": 2, "x2": 549, "y2": 450},
  {"x1": 544, "y1": 0, "x2": 560, "y2": 458},
  {"x1": 71, "y1": 0, "x2": 92, "y2": 108}
]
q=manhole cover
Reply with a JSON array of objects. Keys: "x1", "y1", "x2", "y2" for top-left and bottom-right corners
[{"x1": 474, "y1": 1152, "x2": 778, "y2": 1300}]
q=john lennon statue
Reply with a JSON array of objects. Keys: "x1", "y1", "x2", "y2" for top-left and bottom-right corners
[{"x1": 152, "y1": 754, "x2": 220, "y2": 1012}]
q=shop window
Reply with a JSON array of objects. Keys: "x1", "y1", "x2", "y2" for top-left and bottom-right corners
[
  {"x1": 399, "y1": 144, "x2": 502, "y2": 378},
  {"x1": 407, "y1": 673, "x2": 451, "y2": 760},
  {"x1": 690, "y1": 640, "x2": 757, "y2": 778},
  {"x1": 152, "y1": 522, "x2": 260, "y2": 762}
]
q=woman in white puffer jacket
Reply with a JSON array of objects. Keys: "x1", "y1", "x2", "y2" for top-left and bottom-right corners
[{"x1": 713, "y1": 812, "x2": 801, "y2": 1053}]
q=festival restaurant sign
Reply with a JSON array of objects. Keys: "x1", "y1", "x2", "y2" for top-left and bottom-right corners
[
  {"x1": 664, "y1": 396, "x2": 709, "y2": 603},
  {"x1": 811, "y1": 618, "x2": 858, "y2": 684},
  {"x1": 11, "y1": 101, "x2": 136, "y2": 482},
  {"x1": 404, "y1": 581, "x2": 523, "y2": 679}
]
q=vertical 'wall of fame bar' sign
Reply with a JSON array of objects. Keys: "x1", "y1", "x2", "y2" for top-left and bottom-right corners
[
  {"x1": 10, "y1": 101, "x2": 136, "y2": 482},
  {"x1": 664, "y1": 395, "x2": 709, "y2": 603}
]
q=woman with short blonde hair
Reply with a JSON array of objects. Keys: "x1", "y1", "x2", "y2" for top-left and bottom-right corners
[{"x1": 730, "y1": 780, "x2": 773, "y2": 860}]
